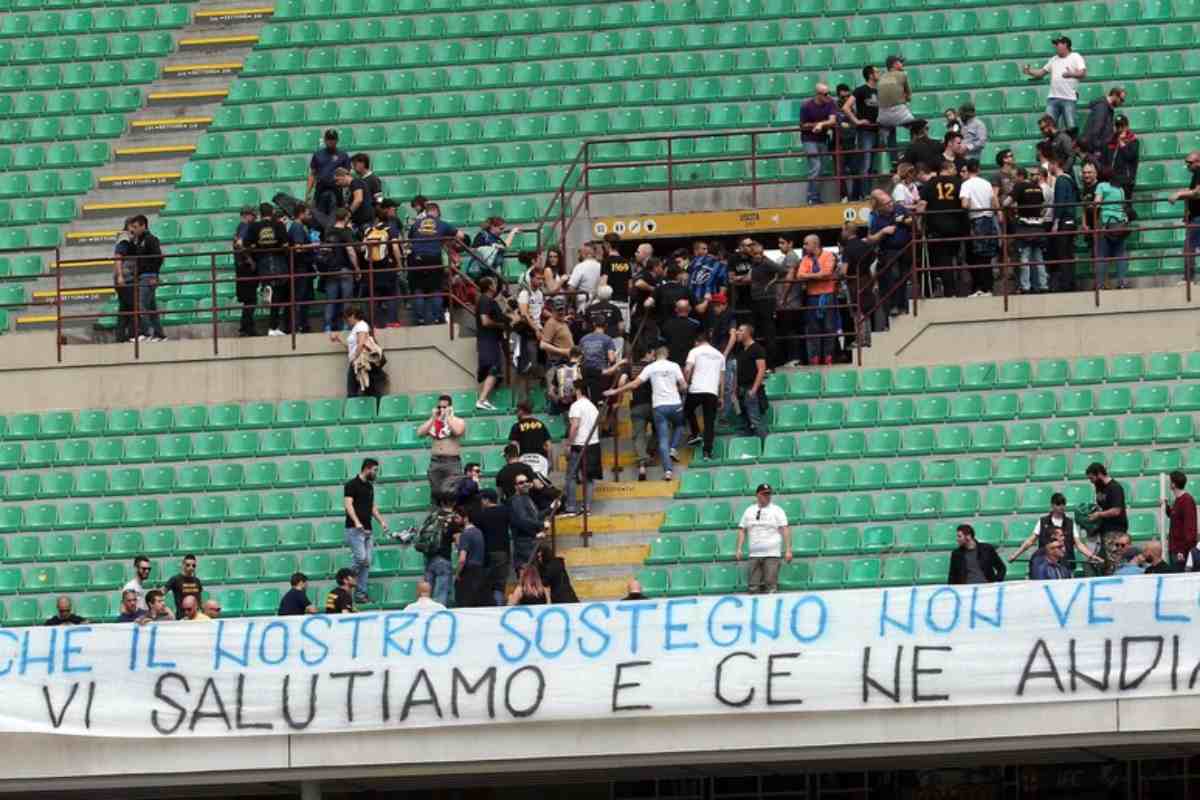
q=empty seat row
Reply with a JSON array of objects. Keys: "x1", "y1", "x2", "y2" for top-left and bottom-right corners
[
  {"x1": 0, "y1": 455, "x2": 447, "y2": 501},
  {"x1": 0, "y1": 199, "x2": 76, "y2": 226},
  {"x1": 660, "y1": 491, "x2": 1161, "y2": 529},
  {"x1": 761, "y1": 389, "x2": 1200, "y2": 432},
  {"x1": 689, "y1": 416, "x2": 1200, "y2": 468},
  {"x1": 0, "y1": 7, "x2": 190, "y2": 37},
  {"x1": 0, "y1": 486, "x2": 431, "y2": 532},
  {"x1": 0, "y1": 393, "x2": 520, "y2": 441},
  {"x1": 678, "y1": 449, "x2": 1198, "y2": 497},
  {"x1": 764, "y1": 355, "x2": 1200, "y2": 399},
  {"x1": 0, "y1": 60, "x2": 158, "y2": 90},
  {"x1": 0, "y1": 521, "x2": 413, "y2": 564},
  {"x1": 0, "y1": 32, "x2": 174, "y2": 65},
  {"x1": 636, "y1": 557, "x2": 943, "y2": 597},
  {"x1": 0, "y1": 527, "x2": 427, "y2": 571},
  {"x1": 0, "y1": 88, "x2": 142, "y2": 119},
  {"x1": 270, "y1": 0, "x2": 1200, "y2": 31},
  {"x1": 0, "y1": 140, "x2": 111, "y2": 171}
]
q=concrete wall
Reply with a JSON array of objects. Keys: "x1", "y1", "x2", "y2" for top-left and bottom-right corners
[
  {"x1": 2, "y1": 697, "x2": 1198, "y2": 793},
  {"x1": 861, "y1": 285, "x2": 1200, "y2": 367},
  {"x1": 0, "y1": 328, "x2": 480, "y2": 414}
]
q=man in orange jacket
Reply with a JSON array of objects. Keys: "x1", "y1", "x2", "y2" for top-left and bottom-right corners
[{"x1": 793, "y1": 234, "x2": 838, "y2": 366}]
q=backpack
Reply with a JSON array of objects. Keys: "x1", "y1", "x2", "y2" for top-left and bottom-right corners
[
  {"x1": 363, "y1": 224, "x2": 391, "y2": 264},
  {"x1": 410, "y1": 508, "x2": 455, "y2": 556}
]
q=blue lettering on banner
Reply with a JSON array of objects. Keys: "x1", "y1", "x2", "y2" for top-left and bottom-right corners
[
  {"x1": 1087, "y1": 578, "x2": 1122, "y2": 625},
  {"x1": 498, "y1": 607, "x2": 534, "y2": 663},
  {"x1": 615, "y1": 602, "x2": 658, "y2": 655},
  {"x1": 1043, "y1": 581, "x2": 1087, "y2": 628},
  {"x1": 21, "y1": 629, "x2": 56, "y2": 676},
  {"x1": 382, "y1": 613, "x2": 417, "y2": 657},
  {"x1": 750, "y1": 597, "x2": 782, "y2": 643},
  {"x1": 707, "y1": 596, "x2": 744, "y2": 647},
  {"x1": 788, "y1": 595, "x2": 827, "y2": 643},
  {"x1": 665, "y1": 598, "x2": 699, "y2": 651},
  {"x1": 337, "y1": 614, "x2": 377, "y2": 659},
  {"x1": 258, "y1": 621, "x2": 289, "y2": 666},
  {"x1": 147, "y1": 624, "x2": 175, "y2": 669},
  {"x1": 128, "y1": 624, "x2": 139, "y2": 672},
  {"x1": 0, "y1": 629, "x2": 17, "y2": 677},
  {"x1": 925, "y1": 587, "x2": 961, "y2": 634},
  {"x1": 577, "y1": 603, "x2": 612, "y2": 658},
  {"x1": 879, "y1": 588, "x2": 917, "y2": 636},
  {"x1": 535, "y1": 607, "x2": 571, "y2": 658},
  {"x1": 213, "y1": 621, "x2": 251, "y2": 669},
  {"x1": 62, "y1": 627, "x2": 93, "y2": 674},
  {"x1": 969, "y1": 586, "x2": 1004, "y2": 630},
  {"x1": 1155, "y1": 576, "x2": 1191, "y2": 623},
  {"x1": 423, "y1": 610, "x2": 456, "y2": 657},
  {"x1": 300, "y1": 616, "x2": 331, "y2": 666}
]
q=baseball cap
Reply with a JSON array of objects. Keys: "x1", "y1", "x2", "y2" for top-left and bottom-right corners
[
  {"x1": 711, "y1": 290, "x2": 728, "y2": 304},
  {"x1": 1051, "y1": 35, "x2": 1071, "y2": 47},
  {"x1": 755, "y1": 483, "x2": 773, "y2": 495},
  {"x1": 885, "y1": 54, "x2": 905, "y2": 68},
  {"x1": 323, "y1": 128, "x2": 339, "y2": 140}
]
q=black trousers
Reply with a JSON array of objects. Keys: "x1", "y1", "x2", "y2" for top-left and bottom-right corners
[
  {"x1": 1047, "y1": 223, "x2": 1077, "y2": 292},
  {"x1": 266, "y1": 276, "x2": 290, "y2": 331},
  {"x1": 292, "y1": 268, "x2": 314, "y2": 332},
  {"x1": 115, "y1": 284, "x2": 135, "y2": 341},
  {"x1": 965, "y1": 245, "x2": 995, "y2": 294},
  {"x1": 684, "y1": 392, "x2": 719, "y2": 456},
  {"x1": 454, "y1": 564, "x2": 488, "y2": 608},
  {"x1": 926, "y1": 235, "x2": 962, "y2": 297},
  {"x1": 751, "y1": 297, "x2": 778, "y2": 366}
]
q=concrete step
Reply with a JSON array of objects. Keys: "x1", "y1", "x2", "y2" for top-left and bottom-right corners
[
  {"x1": 573, "y1": 576, "x2": 630, "y2": 601},
  {"x1": 555, "y1": 511, "x2": 664, "y2": 536},
  {"x1": 560, "y1": 543, "x2": 649, "y2": 569}
]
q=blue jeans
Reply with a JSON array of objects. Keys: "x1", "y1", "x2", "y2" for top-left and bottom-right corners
[
  {"x1": 721, "y1": 360, "x2": 739, "y2": 426},
  {"x1": 652, "y1": 404, "x2": 686, "y2": 474},
  {"x1": 410, "y1": 294, "x2": 444, "y2": 327},
  {"x1": 802, "y1": 141, "x2": 826, "y2": 205},
  {"x1": 322, "y1": 275, "x2": 355, "y2": 332},
  {"x1": 1096, "y1": 233, "x2": 1128, "y2": 286},
  {"x1": 425, "y1": 555, "x2": 453, "y2": 606},
  {"x1": 738, "y1": 388, "x2": 768, "y2": 440},
  {"x1": 804, "y1": 295, "x2": 837, "y2": 361},
  {"x1": 1019, "y1": 244, "x2": 1048, "y2": 292},
  {"x1": 1045, "y1": 97, "x2": 1076, "y2": 132},
  {"x1": 136, "y1": 273, "x2": 164, "y2": 338},
  {"x1": 563, "y1": 445, "x2": 596, "y2": 512},
  {"x1": 344, "y1": 527, "x2": 372, "y2": 598},
  {"x1": 851, "y1": 128, "x2": 877, "y2": 201},
  {"x1": 1185, "y1": 217, "x2": 1200, "y2": 280}
]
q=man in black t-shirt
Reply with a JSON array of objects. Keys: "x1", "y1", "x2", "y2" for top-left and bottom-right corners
[
  {"x1": 629, "y1": 248, "x2": 660, "y2": 351},
  {"x1": 331, "y1": 167, "x2": 371, "y2": 229},
  {"x1": 659, "y1": 298, "x2": 700, "y2": 370},
  {"x1": 903, "y1": 120, "x2": 944, "y2": 175},
  {"x1": 343, "y1": 458, "x2": 388, "y2": 605},
  {"x1": 278, "y1": 571, "x2": 315, "y2": 615},
  {"x1": 1011, "y1": 168, "x2": 1049, "y2": 293},
  {"x1": 587, "y1": 285, "x2": 624, "y2": 342},
  {"x1": 918, "y1": 160, "x2": 968, "y2": 298},
  {"x1": 44, "y1": 596, "x2": 86, "y2": 626},
  {"x1": 474, "y1": 276, "x2": 507, "y2": 412},
  {"x1": 726, "y1": 238, "x2": 756, "y2": 321},
  {"x1": 844, "y1": 66, "x2": 880, "y2": 201},
  {"x1": 1086, "y1": 462, "x2": 1129, "y2": 576},
  {"x1": 470, "y1": 489, "x2": 512, "y2": 606},
  {"x1": 351, "y1": 153, "x2": 383, "y2": 206},
  {"x1": 321, "y1": 208, "x2": 360, "y2": 334},
  {"x1": 245, "y1": 203, "x2": 293, "y2": 336},
  {"x1": 600, "y1": 234, "x2": 632, "y2": 326},
  {"x1": 163, "y1": 554, "x2": 204, "y2": 615},
  {"x1": 650, "y1": 266, "x2": 690, "y2": 328},
  {"x1": 732, "y1": 323, "x2": 768, "y2": 440},
  {"x1": 508, "y1": 404, "x2": 552, "y2": 473},
  {"x1": 496, "y1": 443, "x2": 556, "y2": 510},
  {"x1": 1170, "y1": 152, "x2": 1200, "y2": 278},
  {"x1": 325, "y1": 568, "x2": 356, "y2": 613}
]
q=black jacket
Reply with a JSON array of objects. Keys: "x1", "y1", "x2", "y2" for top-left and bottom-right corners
[
  {"x1": 948, "y1": 542, "x2": 1007, "y2": 584},
  {"x1": 1080, "y1": 98, "x2": 1115, "y2": 157}
]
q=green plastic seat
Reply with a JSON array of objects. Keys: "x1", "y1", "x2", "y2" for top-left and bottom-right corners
[
  {"x1": 859, "y1": 369, "x2": 893, "y2": 396},
  {"x1": 1119, "y1": 417, "x2": 1156, "y2": 446},
  {"x1": 844, "y1": 558, "x2": 881, "y2": 588},
  {"x1": 1158, "y1": 415, "x2": 1195, "y2": 444},
  {"x1": 1108, "y1": 451, "x2": 1144, "y2": 478},
  {"x1": 1071, "y1": 357, "x2": 1107, "y2": 385},
  {"x1": 980, "y1": 487, "x2": 1017, "y2": 515},
  {"x1": 1133, "y1": 386, "x2": 1169, "y2": 414},
  {"x1": 646, "y1": 536, "x2": 682, "y2": 565},
  {"x1": 1108, "y1": 355, "x2": 1144, "y2": 382},
  {"x1": 1019, "y1": 390, "x2": 1057, "y2": 419},
  {"x1": 760, "y1": 435, "x2": 797, "y2": 463},
  {"x1": 995, "y1": 360, "x2": 1031, "y2": 389},
  {"x1": 945, "y1": 489, "x2": 980, "y2": 516},
  {"x1": 864, "y1": 430, "x2": 898, "y2": 458},
  {"x1": 696, "y1": 502, "x2": 734, "y2": 530},
  {"x1": 635, "y1": 568, "x2": 669, "y2": 597},
  {"x1": 983, "y1": 392, "x2": 1019, "y2": 421},
  {"x1": 1147, "y1": 352, "x2": 1181, "y2": 381},
  {"x1": 949, "y1": 395, "x2": 983, "y2": 422}
]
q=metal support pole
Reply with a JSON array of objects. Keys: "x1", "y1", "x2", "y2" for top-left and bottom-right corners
[
  {"x1": 55, "y1": 247, "x2": 62, "y2": 362},
  {"x1": 210, "y1": 253, "x2": 219, "y2": 355}
]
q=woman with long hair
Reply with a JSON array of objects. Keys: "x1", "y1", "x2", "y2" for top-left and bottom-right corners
[
  {"x1": 508, "y1": 561, "x2": 551, "y2": 605},
  {"x1": 534, "y1": 542, "x2": 578, "y2": 604}
]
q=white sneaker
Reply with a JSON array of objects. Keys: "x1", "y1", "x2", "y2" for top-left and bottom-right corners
[
  {"x1": 475, "y1": 400, "x2": 496, "y2": 411},
  {"x1": 150, "y1": 336, "x2": 168, "y2": 343},
  {"x1": 267, "y1": 328, "x2": 285, "y2": 337},
  {"x1": 136, "y1": 334, "x2": 150, "y2": 342},
  {"x1": 260, "y1": 285, "x2": 273, "y2": 305},
  {"x1": 669, "y1": 448, "x2": 678, "y2": 459}
]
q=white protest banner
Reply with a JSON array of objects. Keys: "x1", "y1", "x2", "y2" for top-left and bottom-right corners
[{"x1": 2, "y1": 574, "x2": 1199, "y2": 738}]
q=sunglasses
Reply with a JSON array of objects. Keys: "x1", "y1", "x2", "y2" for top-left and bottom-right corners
[{"x1": 515, "y1": 479, "x2": 529, "y2": 486}]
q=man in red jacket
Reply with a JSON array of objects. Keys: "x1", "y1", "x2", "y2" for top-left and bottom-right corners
[{"x1": 1165, "y1": 470, "x2": 1198, "y2": 569}]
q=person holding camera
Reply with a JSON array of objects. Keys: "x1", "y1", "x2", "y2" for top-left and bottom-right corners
[
  {"x1": 475, "y1": 276, "x2": 507, "y2": 411},
  {"x1": 418, "y1": 394, "x2": 467, "y2": 503}
]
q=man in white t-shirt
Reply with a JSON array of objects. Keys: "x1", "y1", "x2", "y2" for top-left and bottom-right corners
[
  {"x1": 1022, "y1": 36, "x2": 1087, "y2": 132},
  {"x1": 735, "y1": 483, "x2": 792, "y2": 593},
  {"x1": 561, "y1": 384, "x2": 601, "y2": 516},
  {"x1": 959, "y1": 159, "x2": 1000, "y2": 296},
  {"x1": 567, "y1": 241, "x2": 603, "y2": 312},
  {"x1": 605, "y1": 346, "x2": 687, "y2": 480},
  {"x1": 682, "y1": 329, "x2": 726, "y2": 461},
  {"x1": 122, "y1": 555, "x2": 152, "y2": 611}
]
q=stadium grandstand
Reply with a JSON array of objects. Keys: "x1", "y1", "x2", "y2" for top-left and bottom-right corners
[{"x1": 4, "y1": 0, "x2": 1200, "y2": 796}]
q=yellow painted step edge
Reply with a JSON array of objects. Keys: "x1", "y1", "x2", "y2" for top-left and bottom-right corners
[
  {"x1": 65, "y1": 231, "x2": 119, "y2": 241},
  {"x1": 162, "y1": 63, "x2": 243, "y2": 74},
  {"x1": 15, "y1": 314, "x2": 57, "y2": 325},
  {"x1": 194, "y1": 6, "x2": 273, "y2": 18},
  {"x1": 116, "y1": 145, "x2": 197, "y2": 157},
  {"x1": 148, "y1": 89, "x2": 229, "y2": 101},
  {"x1": 33, "y1": 288, "x2": 115, "y2": 299},
  {"x1": 55, "y1": 259, "x2": 115, "y2": 269},
  {"x1": 555, "y1": 511, "x2": 664, "y2": 535},
  {"x1": 82, "y1": 200, "x2": 167, "y2": 212},
  {"x1": 131, "y1": 117, "x2": 213, "y2": 128},
  {"x1": 178, "y1": 34, "x2": 259, "y2": 47},
  {"x1": 560, "y1": 544, "x2": 650, "y2": 568},
  {"x1": 98, "y1": 172, "x2": 182, "y2": 184}
]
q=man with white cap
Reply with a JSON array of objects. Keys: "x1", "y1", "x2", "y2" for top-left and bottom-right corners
[{"x1": 735, "y1": 483, "x2": 792, "y2": 593}]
